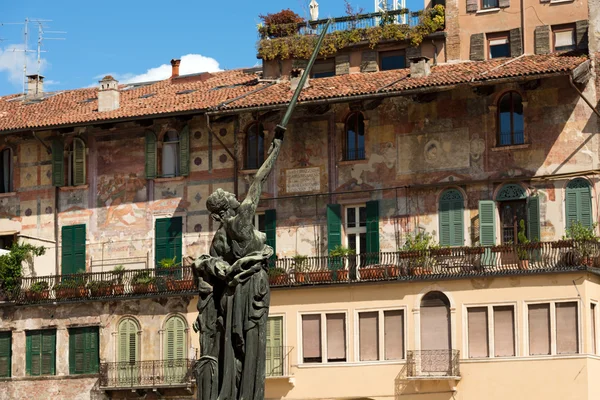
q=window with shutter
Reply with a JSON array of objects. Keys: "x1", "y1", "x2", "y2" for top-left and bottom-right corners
[
  {"x1": 266, "y1": 316, "x2": 283, "y2": 376},
  {"x1": 145, "y1": 130, "x2": 157, "y2": 179},
  {"x1": 439, "y1": 190, "x2": 464, "y2": 247},
  {"x1": 528, "y1": 304, "x2": 550, "y2": 355},
  {"x1": 327, "y1": 204, "x2": 342, "y2": 255},
  {"x1": 52, "y1": 139, "x2": 65, "y2": 187},
  {"x1": 162, "y1": 130, "x2": 180, "y2": 178},
  {"x1": 527, "y1": 196, "x2": 541, "y2": 242},
  {"x1": 566, "y1": 178, "x2": 593, "y2": 229},
  {"x1": 384, "y1": 310, "x2": 404, "y2": 360},
  {"x1": 467, "y1": 307, "x2": 489, "y2": 358},
  {"x1": 0, "y1": 332, "x2": 11, "y2": 378},
  {"x1": 26, "y1": 330, "x2": 56, "y2": 376},
  {"x1": 245, "y1": 121, "x2": 265, "y2": 170},
  {"x1": 365, "y1": 201, "x2": 380, "y2": 264},
  {"x1": 493, "y1": 306, "x2": 515, "y2": 357},
  {"x1": 479, "y1": 200, "x2": 496, "y2": 246},
  {"x1": 265, "y1": 209, "x2": 277, "y2": 260},
  {"x1": 164, "y1": 316, "x2": 187, "y2": 361},
  {"x1": 301, "y1": 314, "x2": 322, "y2": 363},
  {"x1": 326, "y1": 313, "x2": 346, "y2": 362},
  {"x1": 118, "y1": 318, "x2": 139, "y2": 363},
  {"x1": 556, "y1": 302, "x2": 578, "y2": 354},
  {"x1": 69, "y1": 327, "x2": 99, "y2": 375},
  {"x1": 155, "y1": 217, "x2": 183, "y2": 278},
  {"x1": 71, "y1": 138, "x2": 86, "y2": 186},
  {"x1": 179, "y1": 125, "x2": 190, "y2": 177},
  {"x1": 0, "y1": 148, "x2": 13, "y2": 194},
  {"x1": 62, "y1": 224, "x2": 86, "y2": 275},
  {"x1": 344, "y1": 112, "x2": 366, "y2": 161}
]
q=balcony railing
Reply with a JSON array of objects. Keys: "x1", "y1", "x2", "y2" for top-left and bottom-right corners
[
  {"x1": 266, "y1": 346, "x2": 294, "y2": 378},
  {"x1": 99, "y1": 359, "x2": 195, "y2": 389},
  {"x1": 267, "y1": 240, "x2": 600, "y2": 287},
  {"x1": 258, "y1": 9, "x2": 422, "y2": 40},
  {"x1": 11, "y1": 266, "x2": 196, "y2": 304},
  {"x1": 406, "y1": 350, "x2": 460, "y2": 378}
]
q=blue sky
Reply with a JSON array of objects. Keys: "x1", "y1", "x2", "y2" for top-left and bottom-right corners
[{"x1": 0, "y1": 0, "x2": 421, "y2": 95}]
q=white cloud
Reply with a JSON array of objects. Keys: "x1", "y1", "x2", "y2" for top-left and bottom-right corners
[
  {"x1": 0, "y1": 44, "x2": 47, "y2": 87},
  {"x1": 96, "y1": 54, "x2": 222, "y2": 85}
]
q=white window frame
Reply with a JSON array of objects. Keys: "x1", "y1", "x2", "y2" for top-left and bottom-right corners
[
  {"x1": 591, "y1": 301, "x2": 598, "y2": 356},
  {"x1": 254, "y1": 212, "x2": 265, "y2": 233},
  {"x1": 524, "y1": 299, "x2": 582, "y2": 357},
  {"x1": 298, "y1": 311, "x2": 349, "y2": 366},
  {"x1": 162, "y1": 131, "x2": 180, "y2": 178},
  {"x1": 354, "y1": 306, "x2": 407, "y2": 363},
  {"x1": 344, "y1": 204, "x2": 367, "y2": 254},
  {"x1": 463, "y1": 302, "x2": 518, "y2": 359}
]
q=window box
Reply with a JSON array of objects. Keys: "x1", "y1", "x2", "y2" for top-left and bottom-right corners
[
  {"x1": 430, "y1": 248, "x2": 452, "y2": 256},
  {"x1": 552, "y1": 240, "x2": 573, "y2": 249},
  {"x1": 295, "y1": 272, "x2": 308, "y2": 283},
  {"x1": 359, "y1": 266, "x2": 386, "y2": 280},
  {"x1": 55, "y1": 287, "x2": 88, "y2": 299},
  {"x1": 335, "y1": 269, "x2": 349, "y2": 281},
  {"x1": 305, "y1": 270, "x2": 332, "y2": 283},
  {"x1": 411, "y1": 266, "x2": 433, "y2": 275},
  {"x1": 132, "y1": 283, "x2": 156, "y2": 294},
  {"x1": 464, "y1": 247, "x2": 485, "y2": 255}
]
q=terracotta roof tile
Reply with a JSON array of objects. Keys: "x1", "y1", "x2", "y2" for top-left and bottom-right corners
[{"x1": 0, "y1": 53, "x2": 586, "y2": 132}]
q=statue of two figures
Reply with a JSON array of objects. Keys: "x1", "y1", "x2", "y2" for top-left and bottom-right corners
[{"x1": 190, "y1": 138, "x2": 282, "y2": 400}]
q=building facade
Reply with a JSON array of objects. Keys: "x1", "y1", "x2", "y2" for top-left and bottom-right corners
[{"x1": 1, "y1": 0, "x2": 600, "y2": 399}]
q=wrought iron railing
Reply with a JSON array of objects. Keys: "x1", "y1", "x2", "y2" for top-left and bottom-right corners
[
  {"x1": 12, "y1": 266, "x2": 196, "y2": 304},
  {"x1": 267, "y1": 240, "x2": 600, "y2": 287},
  {"x1": 406, "y1": 350, "x2": 460, "y2": 378},
  {"x1": 266, "y1": 346, "x2": 294, "y2": 378},
  {"x1": 99, "y1": 359, "x2": 195, "y2": 389},
  {"x1": 258, "y1": 9, "x2": 423, "y2": 40}
]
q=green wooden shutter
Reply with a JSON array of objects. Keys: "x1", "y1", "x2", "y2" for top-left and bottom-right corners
[
  {"x1": 0, "y1": 332, "x2": 11, "y2": 378},
  {"x1": 69, "y1": 327, "x2": 98, "y2": 375},
  {"x1": 73, "y1": 138, "x2": 86, "y2": 186},
  {"x1": 527, "y1": 196, "x2": 541, "y2": 242},
  {"x1": 265, "y1": 209, "x2": 277, "y2": 259},
  {"x1": 88, "y1": 327, "x2": 99, "y2": 373},
  {"x1": 168, "y1": 217, "x2": 183, "y2": 266},
  {"x1": 155, "y1": 218, "x2": 169, "y2": 268},
  {"x1": 73, "y1": 225, "x2": 86, "y2": 273},
  {"x1": 566, "y1": 179, "x2": 593, "y2": 229},
  {"x1": 164, "y1": 316, "x2": 186, "y2": 361},
  {"x1": 440, "y1": 190, "x2": 465, "y2": 247},
  {"x1": 165, "y1": 317, "x2": 175, "y2": 360},
  {"x1": 26, "y1": 331, "x2": 38, "y2": 376},
  {"x1": 479, "y1": 200, "x2": 496, "y2": 246},
  {"x1": 179, "y1": 125, "x2": 190, "y2": 177},
  {"x1": 41, "y1": 330, "x2": 56, "y2": 375},
  {"x1": 327, "y1": 204, "x2": 342, "y2": 253},
  {"x1": 52, "y1": 139, "x2": 64, "y2": 187},
  {"x1": 62, "y1": 225, "x2": 86, "y2": 275},
  {"x1": 145, "y1": 130, "x2": 157, "y2": 179},
  {"x1": 119, "y1": 319, "x2": 138, "y2": 363},
  {"x1": 439, "y1": 201, "x2": 451, "y2": 246},
  {"x1": 266, "y1": 316, "x2": 283, "y2": 376},
  {"x1": 366, "y1": 200, "x2": 380, "y2": 265}
]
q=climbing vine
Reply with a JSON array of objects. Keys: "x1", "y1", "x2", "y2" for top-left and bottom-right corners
[
  {"x1": 258, "y1": 5, "x2": 445, "y2": 61},
  {"x1": 0, "y1": 242, "x2": 46, "y2": 298}
]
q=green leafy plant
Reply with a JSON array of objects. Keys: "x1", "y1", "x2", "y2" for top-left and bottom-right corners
[
  {"x1": 158, "y1": 257, "x2": 179, "y2": 268},
  {"x1": 268, "y1": 267, "x2": 286, "y2": 278},
  {"x1": 0, "y1": 242, "x2": 46, "y2": 297},
  {"x1": 329, "y1": 245, "x2": 356, "y2": 257},
  {"x1": 564, "y1": 221, "x2": 599, "y2": 258},
  {"x1": 29, "y1": 281, "x2": 49, "y2": 293},
  {"x1": 258, "y1": 9, "x2": 304, "y2": 38},
  {"x1": 132, "y1": 270, "x2": 155, "y2": 285},
  {"x1": 87, "y1": 280, "x2": 112, "y2": 290},
  {"x1": 112, "y1": 265, "x2": 125, "y2": 284},
  {"x1": 400, "y1": 231, "x2": 440, "y2": 252},
  {"x1": 292, "y1": 254, "x2": 308, "y2": 272},
  {"x1": 517, "y1": 220, "x2": 530, "y2": 260}
]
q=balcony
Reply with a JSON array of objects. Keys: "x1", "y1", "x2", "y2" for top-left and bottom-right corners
[
  {"x1": 11, "y1": 266, "x2": 196, "y2": 305},
  {"x1": 266, "y1": 346, "x2": 294, "y2": 382},
  {"x1": 99, "y1": 359, "x2": 195, "y2": 394},
  {"x1": 268, "y1": 240, "x2": 600, "y2": 287},
  {"x1": 406, "y1": 350, "x2": 460, "y2": 379}
]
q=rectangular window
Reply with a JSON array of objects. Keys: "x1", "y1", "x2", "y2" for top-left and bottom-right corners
[
  {"x1": 488, "y1": 32, "x2": 510, "y2": 59},
  {"x1": 301, "y1": 314, "x2": 322, "y2": 363},
  {"x1": 466, "y1": 305, "x2": 515, "y2": 358},
  {"x1": 254, "y1": 213, "x2": 266, "y2": 233},
  {"x1": 527, "y1": 301, "x2": 579, "y2": 356},
  {"x1": 312, "y1": 60, "x2": 335, "y2": 78},
  {"x1": 380, "y1": 50, "x2": 406, "y2": 71},
  {"x1": 61, "y1": 224, "x2": 86, "y2": 275},
  {"x1": 592, "y1": 303, "x2": 597, "y2": 355},
  {"x1": 0, "y1": 148, "x2": 12, "y2": 194},
  {"x1": 528, "y1": 304, "x2": 551, "y2": 355},
  {"x1": 359, "y1": 312, "x2": 379, "y2": 361},
  {"x1": 358, "y1": 309, "x2": 405, "y2": 362},
  {"x1": 553, "y1": 25, "x2": 576, "y2": 52},
  {"x1": 266, "y1": 316, "x2": 284, "y2": 377},
  {"x1": 384, "y1": 310, "x2": 404, "y2": 360},
  {"x1": 326, "y1": 314, "x2": 346, "y2": 362},
  {"x1": 0, "y1": 332, "x2": 11, "y2": 378},
  {"x1": 556, "y1": 302, "x2": 578, "y2": 354},
  {"x1": 346, "y1": 206, "x2": 367, "y2": 255},
  {"x1": 69, "y1": 327, "x2": 99, "y2": 375},
  {"x1": 301, "y1": 313, "x2": 347, "y2": 363},
  {"x1": 481, "y1": 0, "x2": 499, "y2": 8},
  {"x1": 26, "y1": 329, "x2": 56, "y2": 376}
]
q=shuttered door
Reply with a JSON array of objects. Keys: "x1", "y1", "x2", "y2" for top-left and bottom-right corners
[
  {"x1": 27, "y1": 330, "x2": 55, "y2": 376},
  {"x1": 265, "y1": 209, "x2": 277, "y2": 260},
  {"x1": 155, "y1": 217, "x2": 183, "y2": 278},
  {"x1": 145, "y1": 131, "x2": 157, "y2": 179},
  {"x1": 327, "y1": 204, "x2": 342, "y2": 270},
  {"x1": 69, "y1": 327, "x2": 99, "y2": 375},
  {"x1": 365, "y1": 200, "x2": 380, "y2": 265},
  {"x1": 72, "y1": 138, "x2": 86, "y2": 186},
  {"x1": 164, "y1": 316, "x2": 186, "y2": 383},
  {"x1": 118, "y1": 319, "x2": 138, "y2": 386},
  {"x1": 479, "y1": 200, "x2": 496, "y2": 266},
  {"x1": 439, "y1": 190, "x2": 464, "y2": 247},
  {"x1": 566, "y1": 179, "x2": 593, "y2": 229},
  {"x1": 0, "y1": 332, "x2": 11, "y2": 378},
  {"x1": 266, "y1": 316, "x2": 283, "y2": 376},
  {"x1": 62, "y1": 224, "x2": 86, "y2": 275}
]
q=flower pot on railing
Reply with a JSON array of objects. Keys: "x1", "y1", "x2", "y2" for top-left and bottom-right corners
[
  {"x1": 173, "y1": 279, "x2": 195, "y2": 291},
  {"x1": 430, "y1": 248, "x2": 451, "y2": 256},
  {"x1": 411, "y1": 266, "x2": 433, "y2": 276},
  {"x1": 552, "y1": 240, "x2": 573, "y2": 249},
  {"x1": 305, "y1": 271, "x2": 332, "y2": 283},
  {"x1": 335, "y1": 269, "x2": 349, "y2": 281},
  {"x1": 518, "y1": 259, "x2": 529, "y2": 270},
  {"x1": 112, "y1": 284, "x2": 125, "y2": 295},
  {"x1": 132, "y1": 283, "x2": 156, "y2": 294},
  {"x1": 359, "y1": 266, "x2": 386, "y2": 280},
  {"x1": 386, "y1": 265, "x2": 400, "y2": 278},
  {"x1": 491, "y1": 245, "x2": 512, "y2": 253},
  {"x1": 25, "y1": 281, "x2": 50, "y2": 301},
  {"x1": 268, "y1": 268, "x2": 287, "y2": 286},
  {"x1": 55, "y1": 286, "x2": 88, "y2": 299},
  {"x1": 88, "y1": 281, "x2": 113, "y2": 297},
  {"x1": 131, "y1": 271, "x2": 156, "y2": 294},
  {"x1": 464, "y1": 247, "x2": 485, "y2": 255}
]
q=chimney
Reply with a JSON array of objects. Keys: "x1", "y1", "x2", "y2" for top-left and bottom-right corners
[
  {"x1": 171, "y1": 59, "x2": 181, "y2": 78},
  {"x1": 409, "y1": 56, "x2": 431, "y2": 78},
  {"x1": 98, "y1": 75, "x2": 119, "y2": 112},
  {"x1": 26, "y1": 74, "x2": 44, "y2": 98}
]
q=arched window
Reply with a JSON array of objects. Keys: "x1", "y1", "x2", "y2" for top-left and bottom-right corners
[
  {"x1": 345, "y1": 112, "x2": 365, "y2": 161},
  {"x1": 498, "y1": 92, "x2": 524, "y2": 146},
  {"x1": 164, "y1": 315, "x2": 187, "y2": 361},
  {"x1": 420, "y1": 291, "x2": 452, "y2": 373},
  {"x1": 0, "y1": 148, "x2": 13, "y2": 193},
  {"x1": 439, "y1": 189, "x2": 464, "y2": 247},
  {"x1": 566, "y1": 178, "x2": 593, "y2": 229},
  {"x1": 117, "y1": 318, "x2": 139, "y2": 385},
  {"x1": 162, "y1": 130, "x2": 180, "y2": 177},
  {"x1": 245, "y1": 122, "x2": 264, "y2": 170},
  {"x1": 69, "y1": 138, "x2": 86, "y2": 186}
]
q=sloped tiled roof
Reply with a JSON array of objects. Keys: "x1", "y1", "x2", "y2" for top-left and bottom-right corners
[{"x1": 0, "y1": 53, "x2": 587, "y2": 133}]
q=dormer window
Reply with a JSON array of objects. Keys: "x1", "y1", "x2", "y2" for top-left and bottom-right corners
[
  {"x1": 380, "y1": 50, "x2": 406, "y2": 71},
  {"x1": 311, "y1": 60, "x2": 335, "y2": 78},
  {"x1": 553, "y1": 25, "x2": 576, "y2": 52},
  {"x1": 488, "y1": 32, "x2": 510, "y2": 59}
]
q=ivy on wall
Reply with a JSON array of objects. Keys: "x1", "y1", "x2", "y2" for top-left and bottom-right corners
[{"x1": 258, "y1": 5, "x2": 445, "y2": 61}]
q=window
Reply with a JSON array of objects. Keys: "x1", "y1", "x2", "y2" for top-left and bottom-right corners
[
  {"x1": 553, "y1": 25, "x2": 576, "y2": 52},
  {"x1": 118, "y1": 318, "x2": 139, "y2": 363},
  {"x1": 301, "y1": 313, "x2": 347, "y2": 363},
  {"x1": 69, "y1": 327, "x2": 99, "y2": 375},
  {"x1": 155, "y1": 217, "x2": 182, "y2": 278},
  {"x1": 245, "y1": 121, "x2": 265, "y2": 170},
  {"x1": 344, "y1": 112, "x2": 365, "y2": 161},
  {"x1": 164, "y1": 316, "x2": 187, "y2": 361},
  {"x1": 0, "y1": 148, "x2": 12, "y2": 193},
  {"x1": 0, "y1": 234, "x2": 15, "y2": 251},
  {"x1": 266, "y1": 316, "x2": 284, "y2": 376},
  {"x1": 0, "y1": 332, "x2": 11, "y2": 378},
  {"x1": 592, "y1": 303, "x2": 597, "y2": 355},
  {"x1": 380, "y1": 50, "x2": 406, "y2": 71},
  {"x1": 162, "y1": 130, "x2": 180, "y2": 178},
  {"x1": 254, "y1": 213, "x2": 266, "y2": 233},
  {"x1": 528, "y1": 301, "x2": 579, "y2": 356},
  {"x1": 565, "y1": 178, "x2": 593, "y2": 230},
  {"x1": 61, "y1": 224, "x2": 86, "y2": 275},
  {"x1": 312, "y1": 60, "x2": 335, "y2": 78},
  {"x1": 498, "y1": 92, "x2": 524, "y2": 146},
  {"x1": 488, "y1": 32, "x2": 510, "y2": 59},
  {"x1": 68, "y1": 138, "x2": 86, "y2": 186},
  {"x1": 254, "y1": 210, "x2": 276, "y2": 257},
  {"x1": 26, "y1": 329, "x2": 56, "y2": 376},
  {"x1": 439, "y1": 189, "x2": 464, "y2": 247},
  {"x1": 346, "y1": 206, "x2": 366, "y2": 255},
  {"x1": 467, "y1": 305, "x2": 515, "y2": 358},
  {"x1": 481, "y1": 0, "x2": 499, "y2": 8},
  {"x1": 358, "y1": 309, "x2": 404, "y2": 361}
]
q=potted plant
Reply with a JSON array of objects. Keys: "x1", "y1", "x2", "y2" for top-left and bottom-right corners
[
  {"x1": 26, "y1": 281, "x2": 49, "y2": 301},
  {"x1": 111, "y1": 265, "x2": 125, "y2": 295},
  {"x1": 87, "y1": 280, "x2": 113, "y2": 297},
  {"x1": 54, "y1": 270, "x2": 88, "y2": 299},
  {"x1": 516, "y1": 220, "x2": 531, "y2": 270},
  {"x1": 158, "y1": 257, "x2": 179, "y2": 290},
  {"x1": 268, "y1": 267, "x2": 287, "y2": 286},
  {"x1": 328, "y1": 245, "x2": 354, "y2": 281},
  {"x1": 564, "y1": 221, "x2": 599, "y2": 267},
  {"x1": 131, "y1": 270, "x2": 156, "y2": 294},
  {"x1": 400, "y1": 232, "x2": 439, "y2": 275},
  {"x1": 293, "y1": 255, "x2": 308, "y2": 283}
]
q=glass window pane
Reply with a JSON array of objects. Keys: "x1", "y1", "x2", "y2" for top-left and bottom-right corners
[
  {"x1": 348, "y1": 234, "x2": 357, "y2": 251},
  {"x1": 482, "y1": 0, "x2": 498, "y2": 8},
  {"x1": 490, "y1": 43, "x2": 510, "y2": 59},
  {"x1": 555, "y1": 29, "x2": 575, "y2": 51},
  {"x1": 347, "y1": 207, "x2": 356, "y2": 228},
  {"x1": 381, "y1": 55, "x2": 406, "y2": 71},
  {"x1": 359, "y1": 233, "x2": 366, "y2": 255},
  {"x1": 359, "y1": 207, "x2": 366, "y2": 227},
  {"x1": 162, "y1": 143, "x2": 178, "y2": 177}
]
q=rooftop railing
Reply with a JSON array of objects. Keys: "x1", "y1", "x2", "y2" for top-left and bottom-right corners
[{"x1": 99, "y1": 359, "x2": 195, "y2": 389}]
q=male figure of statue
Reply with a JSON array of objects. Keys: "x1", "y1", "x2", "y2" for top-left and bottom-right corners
[{"x1": 192, "y1": 137, "x2": 282, "y2": 400}]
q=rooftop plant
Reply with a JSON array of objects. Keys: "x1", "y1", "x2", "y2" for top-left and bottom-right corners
[
  {"x1": 258, "y1": 9, "x2": 305, "y2": 39},
  {"x1": 258, "y1": 5, "x2": 445, "y2": 61}
]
